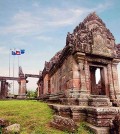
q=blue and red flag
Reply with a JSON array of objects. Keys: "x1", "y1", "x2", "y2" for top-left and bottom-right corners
[{"x1": 11, "y1": 49, "x2": 25, "y2": 55}]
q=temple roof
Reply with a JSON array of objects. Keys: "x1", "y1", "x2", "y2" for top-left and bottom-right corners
[
  {"x1": 83, "y1": 12, "x2": 106, "y2": 27},
  {"x1": 43, "y1": 12, "x2": 120, "y2": 75},
  {"x1": 66, "y1": 12, "x2": 116, "y2": 57}
]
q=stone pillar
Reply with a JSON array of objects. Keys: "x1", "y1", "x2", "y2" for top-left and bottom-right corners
[
  {"x1": 36, "y1": 87, "x2": 39, "y2": 98},
  {"x1": 0, "y1": 80, "x2": 8, "y2": 99},
  {"x1": 107, "y1": 63, "x2": 115, "y2": 100},
  {"x1": 103, "y1": 67, "x2": 109, "y2": 96},
  {"x1": 112, "y1": 60, "x2": 120, "y2": 100},
  {"x1": 90, "y1": 67, "x2": 96, "y2": 95},
  {"x1": 78, "y1": 61, "x2": 87, "y2": 94},
  {"x1": 74, "y1": 52, "x2": 89, "y2": 106},
  {"x1": 18, "y1": 79, "x2": 27, "y2": 99},
  {"x1": 73, "y1": 52, "x2": 87, "y2": 94},
  {"x1": 5, "y1": 82, "x2": 9, "y2": 97},
  {"x1": 84, "y1": 61, "x2": 91, "y2": 93}
]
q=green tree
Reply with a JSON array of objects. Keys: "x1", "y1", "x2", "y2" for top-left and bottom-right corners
[{"x1": 27, "y1": 90, "x2": 37, "y2": 98}]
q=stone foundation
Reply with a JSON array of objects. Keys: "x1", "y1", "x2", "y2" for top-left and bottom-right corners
[
  {"x1": 48, "y1": 98, "x2": 120, "y2": 133},
  {"x1": 88, "y1": 95, "x2": 112, "y2": 107},
  {"x1": 86, "y1": 123, "x2": 109, "y2": 134},
  {"x1": 17, "y1": 95, "x2": 26, "y2": 99},
  {"x1": 86, "y1": 107, "x2": 119, "y2": 127}
]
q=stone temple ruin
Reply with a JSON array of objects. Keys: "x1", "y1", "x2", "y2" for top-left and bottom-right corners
[
  {"x1": 0, "y1": 66, "x2": 40, "y2": 99},
  {"x1": 36, "y1": 12, "x2": 120, "y2": 133}
]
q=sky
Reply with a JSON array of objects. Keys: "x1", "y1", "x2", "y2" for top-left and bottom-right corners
[{"x1": 0, "y1": 0, "x2": 120, "y2": 94}]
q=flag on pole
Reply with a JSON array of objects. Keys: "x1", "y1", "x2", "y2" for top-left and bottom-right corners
[
  {"x1": 21, "y1": 49, "x2": 25, "y2": 54},
  {"x1": 11, "y1": 49, "x2": 25, "y2": 55},
  {"x1": 16, "y1": 50, "x2": 21, "y2": 55},
  {"x1": 11, "y1": 50, "x2": 16, "y2": 55}
]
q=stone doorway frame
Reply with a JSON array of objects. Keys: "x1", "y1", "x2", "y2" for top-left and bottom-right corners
[{"x1": 89, "y1": 64, "x2": 109, "y2": 97}]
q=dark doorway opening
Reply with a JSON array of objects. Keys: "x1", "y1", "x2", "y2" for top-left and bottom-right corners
[{"x1": 90, "y1": 66, "x2": 105, "y2": 95}]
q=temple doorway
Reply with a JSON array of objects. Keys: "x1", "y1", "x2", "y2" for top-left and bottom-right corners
[{"x1": 90, "y1": 66, "x2": 105, "y2": 95}]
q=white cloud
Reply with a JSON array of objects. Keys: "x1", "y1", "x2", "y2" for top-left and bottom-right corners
[
  {"x1": 35, "y1": 35, "x2": 52, "y2": 41},
  {"x1": 32, "y1": 2, "x2": 39, "y2": 8},
  {"x1": 11, "y1": 37, "x2": 28, "y2": 47},
  {"x1": 0, "y1": 46, "x2": 9, "y2": 55},
  {"x1": 95, "y1": 1, "x2": 113, "y2": 12},
  {"x1": 0, "y1": 1, "x2": 112, "y2": 36},
  {"x1": 1, "y1": 11, "x2": 43, "y2": 35}
]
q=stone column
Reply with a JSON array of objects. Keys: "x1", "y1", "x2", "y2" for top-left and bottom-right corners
[
  {"x1": 90, "y1": 67, "x2": 96, "y2": 95},
  {"x1": 112, "y1": 61, "x2": 120, "y2": 100},
  {"x1": 84, "y1": 61, "x2": 91, "y2": 93},
  {"x1": 0, "y1": 80, "x2": 7, "y2": 99},
  {"x1": 18, "y1": 79, "x2": 27, "y2": 99},
  {"x1": 74, "y1": 52, "x2": 89, "y2": 106},
  {"x1": 103, "y1": 67, "x2": 109, "y2": 96},
  {"x1": 78, "y1": 61, "x2": 87, "y2": 94},
  {"x1": 107, "y1": 63, "x2": 115, "y2": 100}
]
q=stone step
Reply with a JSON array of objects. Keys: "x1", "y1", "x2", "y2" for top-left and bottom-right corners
[
  {"x1": 50, "y1": 115, "x2": 78, "y2": 133},
  {"x1": 88, "y1": 95, "x2": 112, "y2": 107},
  {"x1": 86, "y1": 123, "x2": 109, "y2": 134}
]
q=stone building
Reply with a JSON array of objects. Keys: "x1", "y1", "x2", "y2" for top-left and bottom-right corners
[
  {"x1": 37, "y1": 12, "x2": 120, "y2": 133},
  {"x1": 37, "y1": 12, "x2": 120, "y2": 105}
]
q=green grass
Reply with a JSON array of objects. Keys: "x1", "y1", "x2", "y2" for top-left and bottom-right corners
[{"x1": 0, "y1": 100, "x2": 93, "y2": 134}]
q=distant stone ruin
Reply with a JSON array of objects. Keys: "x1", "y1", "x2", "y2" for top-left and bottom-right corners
[
  {"x1": 37, "y1": 12, "x2": 120, "y2": 133},
  {"x1": 0, "y1": 66, "x2": 41, "y2": 99}
]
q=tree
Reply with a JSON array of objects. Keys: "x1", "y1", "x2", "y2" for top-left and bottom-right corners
[{"x1": 27, "y1": 90, "x2": 37, "y2": 99}]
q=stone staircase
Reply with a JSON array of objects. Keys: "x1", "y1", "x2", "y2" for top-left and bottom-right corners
[{"x1": 48, "y1": 95, "x2": 120, "y2": 134}]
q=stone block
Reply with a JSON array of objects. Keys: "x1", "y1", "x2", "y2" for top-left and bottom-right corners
[
  {"x1": 59, "y1": 106, "x2": 72, "y2": 118},
  {"x1": 71, "y1": 106, "x2": 86, "y2": 122},
  {"x1": 86, "y1": 107, "x2": 120, "y2": 127},
  {"x1": 3, "y1": 124, "x2": 20, "y2": 134},
  {"x1": 86, "y1": 123, "x2": 109, "y2": 134},
  {"x1": 0, "y1": 118, "x2": 9, "y2": 127},
  {"x1": 50, "y1": 115, "x2": 78, "y2": 133},
  {"x1": 60, "y1": 98, "x2": 78, "y2": 105},
  {"x1": 78, "y1": 98, "x2": 88, "y2": 106},
  {"x1": 88, "y1": 95, "x2": 112, "y2": 107}
]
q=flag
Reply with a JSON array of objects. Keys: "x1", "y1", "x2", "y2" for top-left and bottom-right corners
[
  {"x1": 21, "y1": 49, "x2": 25, "y2": 54},
  {"x1": 16, "y1": 50, "x2": 21, "y2": 55},
  {"x1": 11, "y1": 51, "x2": 16, "y2": 55},
  {"x1": 11, "y1": 49, "x2": 25, "y2": 55}
]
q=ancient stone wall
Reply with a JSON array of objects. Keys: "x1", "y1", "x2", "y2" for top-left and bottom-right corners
[
  {"x1": 43, "y1": 74, "x2": 49, "y2": 94},
  {"x1": 50, "y1": 55, "x2": 80, "y2": 95}
]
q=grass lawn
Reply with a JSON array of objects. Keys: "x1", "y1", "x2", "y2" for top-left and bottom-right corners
[{"x1": 0, "y1": 100, "x2": 92, "y2": 134}]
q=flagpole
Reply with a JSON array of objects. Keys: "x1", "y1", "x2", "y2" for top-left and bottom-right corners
[
  {"x1": 9, "y1": 49, "x2": 11, "y2": 77},
  {"x1": 13, "y1": 49, "x2": 15, "y2": 95},
  {"x1": 18, "y1": 55, "x2": 19, "y2": 76}
]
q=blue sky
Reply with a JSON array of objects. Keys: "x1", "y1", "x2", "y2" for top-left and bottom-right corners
[{"x1": 0, "y1": 0, "x2": 120, "y2": 94}]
